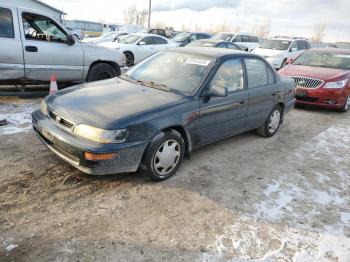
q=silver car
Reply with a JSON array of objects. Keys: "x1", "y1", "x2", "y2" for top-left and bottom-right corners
[{"x1": 0, "y1": 4, "x2": 126, "y2": 85}]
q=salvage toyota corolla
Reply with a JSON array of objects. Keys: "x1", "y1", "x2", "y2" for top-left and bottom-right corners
[{"x1": 32, "y1": 48, "x2": 296, "y2": 181}]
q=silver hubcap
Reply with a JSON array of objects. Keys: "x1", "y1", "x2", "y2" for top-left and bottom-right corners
[
  {"x1": 345, "y1": 96, "x2": 350, "y2": 110},
  {"x1": 268, "y1": 110, "x2": 281, "y2": 133},
  {"x1": 153, "y1": 139, "x2": 181, "y2": 176}
]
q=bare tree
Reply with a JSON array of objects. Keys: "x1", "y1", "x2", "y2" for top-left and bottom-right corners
[
  {"x1": 254, "y1": 17, "x2": 271, "y2": 39},
  {"x1": 311, "y1": 23, "x2": 327, "y2": 43},
  {"x1": 123, "y1": 5, "x2": 138, "y2": 24},
  {"x1": 137, "y1": 9, "x2": 148, "y2": 27}
]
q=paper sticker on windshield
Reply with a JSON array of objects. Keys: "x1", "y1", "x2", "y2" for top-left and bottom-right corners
[
  {"x1": 337, "y1": 54, "x2": 350, "y2": 58},
  {"x1": 185, "y1": 58, "x2": 211, "y2": 66}
]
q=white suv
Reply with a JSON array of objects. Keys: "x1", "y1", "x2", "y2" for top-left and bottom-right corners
[
  {"x1": 252, "y1": 37, "x2": 311, "y2": 69},
  {"x1": 212, "y1": 32, "x2": 259, "y2": 51}
]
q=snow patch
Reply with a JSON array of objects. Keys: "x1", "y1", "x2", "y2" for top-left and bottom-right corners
[
  {"x1": 5, "y1": 244, "x2": 18, "y2": 251},
  {"x1": 0, "y1": 103, "x2": 38, "y2": 135}
]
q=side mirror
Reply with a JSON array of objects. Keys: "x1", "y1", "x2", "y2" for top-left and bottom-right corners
[
  {"x1": 67, "y1": 34, "x2": 75, "y2": 46},
  {"x1": 138, "y1": 41, "x2": 146, "y2": 45},
  {"x1": 207, "y1": 84, "x2": 228, "y2": 97},
  {"x1": 290, "y1": 47, "x2": 297, "y2": 52},
  {"x1": 286, "y1": 57, "x2": 294, "y2": 64}
]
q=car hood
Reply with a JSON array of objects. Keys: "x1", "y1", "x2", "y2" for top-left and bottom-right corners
[
  {"x1": 279, "y1": 65, "x2": 349, "y2": 81},
  {"x1": 252, "y1": 48, "x2": 285, "y2": 58},
  {"x1": 80, "y1": 42, "x2": 123, "y2": 62},
  {"x1": 99, "y1": 42, "x2": 127, "y2": 49},
  {"x1": 47, "y1": 78, "x2": 184, "y2": 129}
]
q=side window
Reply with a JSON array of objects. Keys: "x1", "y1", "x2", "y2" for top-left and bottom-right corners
[
  {"x1": 232, "y1": 35, "x2": 241, "y2": 42},
  {"x1": 153, "y1": 36, "x2": 167, "y2": 45},
  {"x1": 267, "y1": 66, "x2": 275, "y2": 84},
  {"x1": 241, "y1": 35, "x2": 249, "y2": 42},
  {"x1": 217, "y1": 42, "x2": 227, "y2": 48},
  {"x1": 141, "y1": 36, "x2": 154, "y2": 45},
  {"x1": 249, "y1": 36, "x2": 259, "y2": 43},
  {"x1": 245, "y1": 58, "x2": 268, "y2": 88},
  {"x1": 290, "y1": 41, "x2": 298, "y2": 51},
  {"x1": 227, "y1": 43, "x2": 240, "y2": 50},
  {"x1": 306, "y1": 41, "x2": 311, "y2": 49},
  {"x1": 210, "y1": 59, "x2": 244, "y2": 93},
  {"x1": 297, "y1": 40, "x2": 306, "y2": 50},
  {"x1": 200, "y1": 34, "x2": 210, "y2": 40},
  {"x1": 0, "y1": 8, "x2": 14, "y2": 38},
  {"x1": 22, "y1": 12, "x2": 67, "y2": 43},
  {"x1": 189, "y1": 34, "x2": 198, "y2": 41}
]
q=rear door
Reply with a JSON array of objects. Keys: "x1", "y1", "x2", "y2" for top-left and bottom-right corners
[
  {"x1": 152, "y1": 36, "x2": 170, "y2": 51},
  {"x1": 198, "y1": 58, "x2": 248, "y2": 145},
  {"x1": 244, "y1": 57, "x2": 279, "y2": 129},
  {"x1": 0, "y1": 6, "x2": 24, "y2": 80},
  {"x1": 19, "y1": 10, "x2": 84, "y2": 82}
]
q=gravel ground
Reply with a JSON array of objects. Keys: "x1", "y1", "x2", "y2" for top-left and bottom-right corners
[{"x1": 0, "y1": 96, "x2": 349, "y2": 261}]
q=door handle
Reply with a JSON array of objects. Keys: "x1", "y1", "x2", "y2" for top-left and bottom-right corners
[
  {"x1": 25, "y1": 46, "x2": 38, "y2": 52},
  {"x1": 231, "y1": 100, "x2": 246, "y2": 107},
  {"x1": 239, "y1": 100, "x2": 246, "y2": 104}
]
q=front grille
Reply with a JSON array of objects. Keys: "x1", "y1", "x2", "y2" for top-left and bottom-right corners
[
  {"x1": 48, "y1": 111, "x2": 75, "y2": 129},
  {"x1": 292, "y1": 76, "x2": 324, "y2": 89}
]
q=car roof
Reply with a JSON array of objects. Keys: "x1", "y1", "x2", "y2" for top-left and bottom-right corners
[
  {"x1": 128, "y1": 33, "x2": 168, "y2": 39},
  {"x1": 167, "y1": 47, "x2": 247, "y2": 58},
  {"x1": 196, "y1": 39, "x2": 231, "y2": 44},
  {"x1": 217, "y1": 32, "x2": 257, "y2": 37},
  {"x1": 307, "y1": 48, "x2": 350, "y2": 54}
]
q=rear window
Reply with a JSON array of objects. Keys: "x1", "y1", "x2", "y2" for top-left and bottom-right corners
[{"x1": 0, "y1": 8, "x2": 14, "y2": 38}]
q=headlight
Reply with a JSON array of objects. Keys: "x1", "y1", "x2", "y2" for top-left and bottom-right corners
[
  {"x1": 73, "y1": 124, "x2": 127, "y2": 144},
  {"x1": 40, "y1": 99, "x2": 48, "y2": 116},
  {"x1": 324, "y1": 79, "x2": 348, "y2": 89}
]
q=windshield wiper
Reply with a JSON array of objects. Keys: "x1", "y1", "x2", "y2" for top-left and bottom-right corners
[
  {"x1": 118, "y1": 74, "x2": 136, "y2": 82},
  {"x1": 136, "y1": 79, "x2": 170, "y2": 91}
]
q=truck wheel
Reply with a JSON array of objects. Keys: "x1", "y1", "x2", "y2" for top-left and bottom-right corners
[
  {"x1": 124, "y1": 52, "x2": 134, "y2": 67},
  {"x1": 86, "y1": 63, "x2": 117, "y2": 82},
  {"x1": 140, "y1": 130, "x2": 185, "y2": 181},
  {"x1": 257, "y1": 105, "x2": 282, "y2": 137}
]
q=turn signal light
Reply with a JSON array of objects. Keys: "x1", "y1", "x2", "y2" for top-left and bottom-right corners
[{"x1": 84, "y1": 152, "x2": 117, "y2": 161}]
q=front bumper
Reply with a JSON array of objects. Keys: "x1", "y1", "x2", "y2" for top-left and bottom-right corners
[
  {"x1": 32, "y1": 110, "x2": 148, "y2": 175},
  {"x1": 295, "y1": 87, "x2": 348, "y2": 109}
]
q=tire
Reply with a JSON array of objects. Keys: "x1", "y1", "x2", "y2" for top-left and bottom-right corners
[
  {"x1": 256, "y1": 105, "x2": 283, "y2": 138},
  {"x1": 338, "y1": 94, "x2": 350, "y2": 112},
  {"x1": 124, "y1": 52, "x2": 134, "y2": 67},
  {"x1": 140, "y1": 130, "x2": 185, "y2": 181},
  {"x1": 86, "y1": 63, "x2": 117, "y2": 82}
]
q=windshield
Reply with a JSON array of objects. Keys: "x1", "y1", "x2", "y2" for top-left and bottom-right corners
[
  {"x1": 293, "y1": 51, "x2": 350, "y2": 70},
  {"x1": 212, "y1": 33, "x2": 234, "y2": 41},
  {"x1": 125, "y1": 52, "x2": 213, "y2": 93},
  {"x1": 172, "y1": 32, "x2": 190, "y2": 42},
  {"x1": 188, "y1": 41, "x2": 216, "y2": 47},
  {"x1": 101, "y1": 32, "x2": 117, "y2": 39},
  {"x1": 259, "y1": 39, "x2": 292, "y2": 50},
  {"x1": 119, "y1": 34, "x2": 141, "y2": 44}
]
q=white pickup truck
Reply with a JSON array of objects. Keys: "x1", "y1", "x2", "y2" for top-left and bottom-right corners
[{"x1": 0, "y1": 4, "x2": 126, "y2": 85}]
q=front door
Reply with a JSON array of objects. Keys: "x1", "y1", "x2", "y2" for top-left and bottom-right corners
[
  {"x1": 244, "y1": 57, "x2": 278, "y2": 129},
  {"x1": 19, "y1": 10, "x2": 84, "y2": 82},
  {"x1": 0, "y1": 6, "x2": 24, "y2": 80},
  {"x1": 197, "y1": 58, "x2": 248, "y2": 145}
]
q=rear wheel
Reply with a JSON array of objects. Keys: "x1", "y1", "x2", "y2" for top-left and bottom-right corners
[
  {"x1": 124, "y1": 52, "x2": 134, "y2": 67},
  {"x1": 257, "y1": 105, "x2": 282, "y2": 137},
  {"x1": 140, "y1": 130, "x2": 185, "y2": 181},
  {"x1": 338, "y1": 94, "x2": 350, "y2": 112},
  {"x1": 86, "y1": 63, "x2": 117, "y2": 82}
]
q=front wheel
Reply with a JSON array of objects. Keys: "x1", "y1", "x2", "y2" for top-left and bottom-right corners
[
  {"x1": 338, "y1": 94, "x2": 350, "y2": 112},
  {"x1": 257, "y1": 105, "x2": 283, "y2": 137},
  {"x1": 140, "y1": 130, "x2": 185, "y2": 181},
  {"x1": 86, "y1": 63, "x2": 117, "y2": 82}
]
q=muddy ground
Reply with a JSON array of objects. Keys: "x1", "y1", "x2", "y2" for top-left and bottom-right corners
[{"x1": 0, "y1": 96, "x2": 349, "y2": 261}]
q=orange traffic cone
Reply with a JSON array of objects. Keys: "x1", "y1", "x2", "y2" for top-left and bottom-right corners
[{"x1": 49, "y1": 74, "x2": 58, "y2": 95}]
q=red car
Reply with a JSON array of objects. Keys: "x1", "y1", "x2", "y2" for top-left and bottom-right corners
[{"x1": 279, "y1": 49, "x2": 350, "y2": 112}]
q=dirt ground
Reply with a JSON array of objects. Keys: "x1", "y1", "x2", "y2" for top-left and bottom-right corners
[{"x1": 0, "y1": 96, "x2": 349, "y2": 261}]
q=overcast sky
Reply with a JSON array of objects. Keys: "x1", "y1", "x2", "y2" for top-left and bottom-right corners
[{"x1": 43, "y1": 0, "x2": 350, "y2": 42}]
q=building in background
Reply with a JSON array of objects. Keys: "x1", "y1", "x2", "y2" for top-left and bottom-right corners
[{"x1": 0, "y1": 0, "x2": 66, "y2": 23}]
